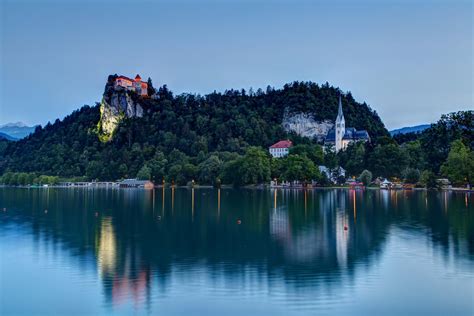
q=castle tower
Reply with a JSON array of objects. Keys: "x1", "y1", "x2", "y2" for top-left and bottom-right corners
[
  {"x1": 134, "y1": 74, "x2": 142, "y2": 94},
  {"x1": 335, "y1": 94, "x2": 345, "y2": 152}
]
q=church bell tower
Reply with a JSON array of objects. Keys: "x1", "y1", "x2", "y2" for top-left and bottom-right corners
[{"x1": 335, "y1": 94, "x2": 345, "y2": 152}]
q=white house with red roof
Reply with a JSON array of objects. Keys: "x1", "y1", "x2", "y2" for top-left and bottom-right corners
[
  {"x1": 269, "y1": 140, "x2": 293, "y2": 158},
  {"x1": 114, "y1": 74, "x2": 148, "y2": 96}
]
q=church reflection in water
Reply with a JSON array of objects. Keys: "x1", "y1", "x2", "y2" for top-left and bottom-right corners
[{"x1": 1, "y1": 187, "x2": 472, "y2": 311}]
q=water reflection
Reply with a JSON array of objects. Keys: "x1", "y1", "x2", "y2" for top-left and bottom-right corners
[{"x1": 0, "y1": 188, "x2": 472, "y2": 315}]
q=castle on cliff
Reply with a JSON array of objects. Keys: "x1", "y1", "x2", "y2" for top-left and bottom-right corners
[
  {"x1": 114, "y1": 74, "x2": 148, "y2": 96},
  {"x1": 324, "y1": 95, "x2": 370, "y2": 152}
]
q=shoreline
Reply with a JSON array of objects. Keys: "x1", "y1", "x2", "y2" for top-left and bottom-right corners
[{"x1": 1, "y1": 184, "x2": 472, "y2": 192}]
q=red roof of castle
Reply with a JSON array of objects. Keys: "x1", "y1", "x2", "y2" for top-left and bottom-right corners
[
  {"x1": 116, "y1": 75, "x2": 133, "y2": 82},
  {"x1": 270, "y1": 140, "x2": 293, "y2": 149},
  {"x1": 115, "y1": 75, "x2": 147, "y2": 85}
]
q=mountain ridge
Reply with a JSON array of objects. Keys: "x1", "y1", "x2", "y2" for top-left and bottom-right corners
[
  {"x1": 0, "y1": 123, "x2": 36, "y2": 139},
  {"x1": 0, "y1": 132, "x2": 17, "y2": 141},
  {"x1": 390, "y1": 124, "x2": 430, "y2": 136}
]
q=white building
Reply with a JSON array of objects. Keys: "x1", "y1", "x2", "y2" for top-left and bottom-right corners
[{"x1": 269, "y1": 140, "x2": 293, "y2": 158}]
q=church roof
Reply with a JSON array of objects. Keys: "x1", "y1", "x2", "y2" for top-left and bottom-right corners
[
  {"x1": 325, "y1": 129, "x2": 336, "y2": 142},
  {"x1": 324, "y1": 127, "x2": 370, "y2": 142}
]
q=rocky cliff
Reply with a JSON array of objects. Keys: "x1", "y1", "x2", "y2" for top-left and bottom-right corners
[
  {"x1": 282, "y1": 112, "x2": 334, "y2": 142},
  {"x1": 97, "y1": 83, "x2": 144, "y2": 142}
]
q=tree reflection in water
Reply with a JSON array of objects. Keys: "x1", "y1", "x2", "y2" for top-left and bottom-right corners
[{"x1": 0, "y1": 188, "x2": 472, "y2": 312}]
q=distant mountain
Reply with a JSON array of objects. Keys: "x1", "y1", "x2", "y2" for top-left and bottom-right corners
[
  {"x1": 0, "y1": 132, "x2": 17, "y2": 141},
  {"x1": 0, "y1": 122, "x2": 36, "y2": 139},
  {"x1": 390, "y1": 124, "x2": 430, "y2": 136}
]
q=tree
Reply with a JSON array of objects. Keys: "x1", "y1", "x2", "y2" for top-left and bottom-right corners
[
  {"x1": 137, "y1": 164, "x2": 151, "y2": 180},
  {"x1": 402, "y1": 141, "x2": 426, "y2": 170},
  {"x1": 324, "y1": 146, "x2": 338, "y2": 169},
  {"x1": 118, "y1": 163, "x2": 128, "y2": 178},
  {"x1": 86, "y1": 161, "x2": 102, "y2": 180},
  {"x1": 148, "y1": 152, "x2": 168, "y2": 182},
  {"x1": 402, "y1": 168, "x2": 420, "y2": 184},
  {"x1": 270, "y1": 157, "x2": 285, "y2": 180},
  {"x1": 368, "y1": 143, "x2": 407, "y2": 178},
  {"x1": 289, "y1": 144, "x2": 324, "y2": 165},
  {"x1": 440, "y1": 140, "x2": 473, "y2": 186},
  {"x1": 420, "y1": 111, "x2": 473, "y2": 173},
  {"x1": 282, "y1": 155, "x2": 319, "y2": 182},
  {"x1": 358, "y1": 169, "x2": 372, "y2": 186},
  {"x1": 234, "y1": 147, "x2": 271, "y2": 185},
  {"x1": 338, "y1": 142, "x2": 366, "y2": 176},
  {"x1": 198, "y1": 155, "x2": 223, "y2": 185},
  {"x1": 147, "y1": 77, "x2": 156, "y2": 96},
  {"x1": 420, "y1": 170, "x2": 437, "y2": 189}
]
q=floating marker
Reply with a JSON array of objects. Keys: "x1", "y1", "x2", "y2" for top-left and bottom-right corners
[
  {"x1": 237, "y1": 219, "x2": 242, "y2": 225},
  {"x1": 44, "y1": 210, "x2": 48, "y2": 214}
]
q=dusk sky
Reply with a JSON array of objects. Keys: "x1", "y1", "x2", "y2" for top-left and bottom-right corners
[{"x1": 1, "y1": 0, "x2": 472, "y2": 130}]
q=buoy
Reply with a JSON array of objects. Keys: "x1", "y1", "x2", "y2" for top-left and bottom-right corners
[
  {"x1": 344, "y1": 226, "x2": 348, "y2": 230},
  {"x1": 44, "y1": 209, "x2": 48, "y2": 214},
  {"x1": 237, "y1": 219, "x2": 241, "y2": 225},
  {"x1": 95, "y1": 212, "x2": 99, "y2": 217},
  {"x1": 157, "y1": 216, "x2": 161, "y2": 220},
  {"x1": 3, "y1": 207, "x2": 6, "y2": 212}
]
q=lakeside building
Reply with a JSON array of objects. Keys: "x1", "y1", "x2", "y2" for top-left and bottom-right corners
[
  {"x1": 119, "y1": 179, "x2": 154, "y2": 189},
  {"x1": 269, "y1": 140, "x2": 293, "y2": 158},
  {"x1": 324, "y1": 95, "x2": 370, "y2": 152},
  {"x1": 114, "y1": 74, "x2": 148, "y2": 97}
]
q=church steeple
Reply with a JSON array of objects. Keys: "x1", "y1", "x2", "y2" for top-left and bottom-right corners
[
  {"x1": 337, "y1": 94, "x2": 344, "y2": 120},
  {"x1": 335, "y1": 93, "x2": 345, "y2": 152}
]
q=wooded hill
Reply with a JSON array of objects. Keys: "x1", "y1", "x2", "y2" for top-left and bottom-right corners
[{"x1": 0, "y1": 81, "x2": 388, "y2": 182}]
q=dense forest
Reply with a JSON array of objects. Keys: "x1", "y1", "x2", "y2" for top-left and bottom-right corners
[
  {"x1": 338, "y1": 111, "x2": 473, "y2": 186},
  {"x1": 0, "y1": 80, "x2": 472, "y2": 187}
]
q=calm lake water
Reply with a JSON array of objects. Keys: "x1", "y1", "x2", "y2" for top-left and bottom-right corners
[{"x1": 0, "y1": 187, "x2": 473, "y2": 315}]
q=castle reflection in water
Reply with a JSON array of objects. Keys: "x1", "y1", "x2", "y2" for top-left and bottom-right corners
[{"x1": 0, "y1": 187, "x2": 472, "y2": 311}]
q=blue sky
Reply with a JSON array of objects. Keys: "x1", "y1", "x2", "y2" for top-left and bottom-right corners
[{"x1": 1, "y1": 0, "x2": 472, "y2": 129}]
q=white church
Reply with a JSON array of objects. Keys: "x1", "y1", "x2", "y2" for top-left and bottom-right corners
[{"x1": 324, "y1": 95, "x2": 370, "y2": 152}]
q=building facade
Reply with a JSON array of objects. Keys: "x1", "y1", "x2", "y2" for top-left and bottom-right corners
[
  {"x1": 269, "y1": 140, "x2": 293, "y2": 158},
  {"x1": 324, "y1": 95, "x2": 370, "y2": 152},
  {"x1": 114, "y1": 74, "x2": 148, "y2": 97}
]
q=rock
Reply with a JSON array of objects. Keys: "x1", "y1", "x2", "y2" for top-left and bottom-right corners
[
  {"x1": 97, "y1": 88, "x2": 144, "y2": 142},
  {"x1": 282, "y1": 112, "x2": 333, "y2": 142}
]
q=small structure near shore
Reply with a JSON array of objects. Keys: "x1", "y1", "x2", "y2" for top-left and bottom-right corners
[
  {"x1": 119, "y1": 179, "x2": 154, "y2": 189},
  {"x1": 380, "y1": 179, "x2": 391, "y2": 189}
]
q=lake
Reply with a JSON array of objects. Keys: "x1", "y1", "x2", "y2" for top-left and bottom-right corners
[{"x1": 0, "y1": 187, "x2": 473, "y2": 315}]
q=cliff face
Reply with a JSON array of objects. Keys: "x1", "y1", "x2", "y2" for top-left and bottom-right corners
[
  {"x1": 97, "y1": 87, "x2": 144, "y2": 142},
  {"x1": 283, "y1": 112, "x2": 334, "y2": 142}
]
